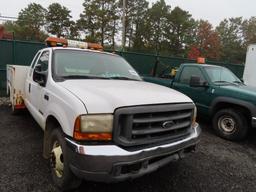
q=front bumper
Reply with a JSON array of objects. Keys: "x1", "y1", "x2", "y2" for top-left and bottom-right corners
[{"x1": 65, "y1": 123, "x2": 201, "y2": 182}]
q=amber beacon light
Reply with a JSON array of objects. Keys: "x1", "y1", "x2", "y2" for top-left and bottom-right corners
[{"x1": 45, "y1": 37, "x2": 103, "y2": 51}]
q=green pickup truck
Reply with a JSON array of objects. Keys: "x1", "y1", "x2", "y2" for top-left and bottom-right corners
[{"x1": 144, "y1": 63, "x2": 256, "y2": 141}]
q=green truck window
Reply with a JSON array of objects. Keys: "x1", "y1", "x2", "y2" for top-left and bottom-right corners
[
  {"x1": 179, "y1": 66, "x2": 205, "y2": 84},
  {"x1": 204, "y1": 66, "x2": 240, "y2": 84}
]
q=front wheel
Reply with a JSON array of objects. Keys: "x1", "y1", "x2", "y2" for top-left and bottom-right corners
[
  {"x1": 212, "y1": 109, "x2": 248, "y2": 141},
  {"x1": 49, "y1": 128, "x2": 81, "y2": 191}
]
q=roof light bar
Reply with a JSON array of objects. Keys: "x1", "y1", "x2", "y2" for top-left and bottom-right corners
[{"x1": 45, "y1": 37, "x2": 103, "y2": 51}]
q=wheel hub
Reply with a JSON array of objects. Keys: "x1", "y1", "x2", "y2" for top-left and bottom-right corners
[
  {"x1": 218, "y1": 116, "x2": 235, "y2": 133},
  {"x1": 50, "y1": 142, "x2": 64, "y2": 178}
]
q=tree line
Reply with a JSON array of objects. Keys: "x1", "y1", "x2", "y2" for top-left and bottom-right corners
[{"x1": 3, "y1": 0, "x2": 256, "y2": 63}]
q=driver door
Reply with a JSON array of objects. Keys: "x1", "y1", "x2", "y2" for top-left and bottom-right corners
[
  {"x1": 28, "y1": 51, "x2": 49, "y2": 122},
  {"x1": 172, "y1": 66, "x2": 213, "y2": 115}
]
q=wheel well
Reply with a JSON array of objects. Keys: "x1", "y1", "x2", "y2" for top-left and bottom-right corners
[
  {"x1": 46, "y1": 115, "x2": 61, "y2": 130},
  {"x1": 212, "y1": 102, "x2": 251, "y2": 123},
  {"x1": 43, "y1": 115, "x2": 61, "y2": 159}
]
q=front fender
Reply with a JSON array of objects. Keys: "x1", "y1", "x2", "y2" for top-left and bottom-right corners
[
  {"x1": 45, "y1": 102, "x2": 76, "y2": 137},
  {"x1": 210, "y1": 96, "x2": 256, "y2": 117}
]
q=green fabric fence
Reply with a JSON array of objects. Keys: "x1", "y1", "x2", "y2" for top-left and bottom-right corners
[{"x1": 0, "y1": 39, "x2": 245, "y2": 96}]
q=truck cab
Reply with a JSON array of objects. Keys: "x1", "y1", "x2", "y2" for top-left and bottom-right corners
[
  {"x1": 145, "y1": 63, "x2": 256, "y2": 141},
  {"x1": 7, "y1": 38, "x2": 200, "y2": 190}
]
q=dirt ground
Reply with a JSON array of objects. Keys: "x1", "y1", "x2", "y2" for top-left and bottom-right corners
[{"x1": 1, "y1": 104, "x2": 256, "y2": 192}]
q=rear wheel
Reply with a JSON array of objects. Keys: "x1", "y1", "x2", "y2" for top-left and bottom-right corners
[
  {"x1": 212, "y1": 108, "x2": 248, "y2": 141},
  {"x1": 50, "y1": 128, "x2": 81, "y2": 191}
]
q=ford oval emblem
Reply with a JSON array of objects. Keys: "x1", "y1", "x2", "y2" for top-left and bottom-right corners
[{"x1": 162, "y1": 121, "x2": 175, "y2": 129}]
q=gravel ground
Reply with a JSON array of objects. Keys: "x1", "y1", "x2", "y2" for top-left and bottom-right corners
[{"x1": 1, "y1": 105, "x2": 256, "y2": 192}]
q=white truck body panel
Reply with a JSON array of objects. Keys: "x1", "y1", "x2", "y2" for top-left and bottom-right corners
[
  {"x1": 24, "y1": 79, "x2": 87, "y2": 135},
  {"x1": 243, "y1": 44, "x2": 256, "y2": 86},
  {"x1": 23, "y1": 48, "x2": 86, "y2": 134},
  {"x1": 7, "y1": 65, "x2": 29, "y2": 109},
  {"x1": 59, "y1": 79, "x2": 192, "y2": 114}
]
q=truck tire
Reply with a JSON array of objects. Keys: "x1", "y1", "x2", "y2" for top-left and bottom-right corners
[
  {"x1": 212, "y1": 108, "x2": 248, "y2": 141},
  {"x1": 49, "y1": 128, "x2": 81, "y2": 191}
]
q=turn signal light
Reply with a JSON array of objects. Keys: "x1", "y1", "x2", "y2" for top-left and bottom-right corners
[{"x1": 73, "y1": 132, "x2": 112, "y2": 141}]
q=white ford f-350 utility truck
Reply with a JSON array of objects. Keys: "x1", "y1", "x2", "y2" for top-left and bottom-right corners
[{"x1": 7, "y1": 38, "x2": 201, "y2": 190}]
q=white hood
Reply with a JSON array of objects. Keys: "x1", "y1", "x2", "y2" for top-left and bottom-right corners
[{"x1": 59, "y1": 80, "x2": 193, "y2": 113}]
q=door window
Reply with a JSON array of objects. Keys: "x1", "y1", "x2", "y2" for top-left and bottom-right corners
[
  {"x1": 179, "y1": 66, "x2": 205, "y2": 84},
  {"x1": 29, "y1": 52, "x2": 41, "y2": 76},
  {"x1": 33, "y1": 51, "x2": 49, "y2": 83},
  {"x1": 37, "y1": 51, "x2": 49, "y2": 72}
]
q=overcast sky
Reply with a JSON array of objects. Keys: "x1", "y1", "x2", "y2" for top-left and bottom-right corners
[{"x1": 0, "y1": 0, "x2": 255, "y2": 26}]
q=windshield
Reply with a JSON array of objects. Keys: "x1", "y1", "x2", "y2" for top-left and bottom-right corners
[
  {"x1": 204, "y1": 66, "x2": 241, "y2": 85},
  {"x1": 53, "y1": 50, "x2": 141, "y2": 81}
]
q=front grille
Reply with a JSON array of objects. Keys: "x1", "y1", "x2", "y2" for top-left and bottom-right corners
[{"x1": 113, "y1": 103, "x2": 194, "y2": 149}]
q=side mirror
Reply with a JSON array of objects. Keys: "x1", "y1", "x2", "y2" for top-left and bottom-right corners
[
  {"x1": 33, "y1": 65, "x2": 47, "y2": 87},
  {"x1": 189, "y1": 76, "x2": 208, "y2": 87}
]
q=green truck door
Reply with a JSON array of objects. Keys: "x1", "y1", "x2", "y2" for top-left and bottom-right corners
[{"x1": 173, "y1": 66, "x2": 213, "y2": 115}]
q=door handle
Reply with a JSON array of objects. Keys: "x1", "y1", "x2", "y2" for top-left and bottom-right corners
[
  {"x1": 29, "y1": 83, "x2": 31, "y2": 93},
  {"x1": 44, "y1": 94, "x2": 49, "y2": 101}
]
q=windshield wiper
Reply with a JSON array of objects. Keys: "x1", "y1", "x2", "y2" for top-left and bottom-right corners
[
  {"x1": 214, "y1": 80, "x2": 229, "y2": 83},
  {"x1": 233, "y1": 80, "x2": 243, "y2": 84},
  {"x1": 109, "y1": 76, "x2": 140, "y2": 81},
  {"x1": 61, "y1": 75, "x2": 109, "y2": 80}
]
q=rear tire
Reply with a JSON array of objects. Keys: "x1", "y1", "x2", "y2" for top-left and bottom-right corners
[
  {"x1": 49, "y1": 128, "x2": 81, "y2": 191},
  {"x1": 212, "y1": 108, "x2": 248, "y2": 141}
]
